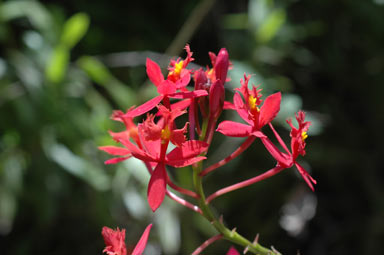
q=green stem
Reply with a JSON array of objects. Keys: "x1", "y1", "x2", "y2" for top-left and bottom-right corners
[
  {"x1": 199, "y1": 118, "x2": 209, "y2": 141},
  {"x1": 165, "y1": 0, "x2": 217, "y2": 57},
  {"x1": 192, "y1": 161, "x2": 280, "y2": 255}
]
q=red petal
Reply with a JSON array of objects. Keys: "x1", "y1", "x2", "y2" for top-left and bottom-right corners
[
  {"x1": 132, "y1": 224, "x2": 153, "y2": 255},
  {"x1": 99, "y1": 146, "x2": 131, "y2": 156},
  {"x1": 170, "y1": 123, "x2": 187, "y2": 147},
  {"x1": 119, "y1": 139, "x2": 157, "y2": 162},
  {"x1": 170, "y1": 89, "x2": 208, "y2": 99},
  {"x1": 171, "y1": 98, "x2": 191, "y2": 111},
  {"x1": 216, "y1": 121, "x2": 252, "y2": 137},
  {"x1": 208, "y1": 51, "x2": 217, "y2": 66},
  {"x1": 223, "y1": 101, "x2": 236, "y2": 110},
  {"x1": 295, "y1": 163, "x2": 317, "y2": 191},
  {"x1": 250, "y1": 130, "x2": 266, "y2": 138},
  {"x1": 233, "y1": 93, "x2": 252, "y2": 125},
  {"x1": 108, "y1": 130, "x2": 130, "y2": 143},
  {"x1": 147, "y1": 164, "x2": 167, "y2": 212},
  {"x1": 167, "y1": 156, "x2": 206, "y2": 168},
  {"x1": 146, "y1": 58, "x2": 164, "y2": 86},
  {"x1": 175, "y1": 72, "x2": 191, "y2": 89},
  {"x1": 158, "y1": 80, "x2": 177, "y2": 95},
  {"x1": 226, "y1": 246, "x2": 240, "y2": 255},
  {"x1": 125, "y1": 95, "x2": 163, "y2": 118},
  {"x1": 259, "y1": 92, "x2": 281, "y2": 128},
  {"x1": 261, "y1": 137, "x2": 291, "y2": 167},
  {"x1": 139, "y1": 136, "x2": 161, "y2": 160},
  {"x1": 166, "y1": 140, "x2": 209, "y2": 161},
  {"x1": 104, "y1": 157, "x2": 130, "y2": 164}
]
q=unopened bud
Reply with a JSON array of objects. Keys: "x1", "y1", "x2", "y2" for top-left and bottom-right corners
[
  {"x1": 209, "y1": 80, "x2": 225, "y2": 119},
  {"x1": 194, "y1": 68, "x2": 208, "y2": 90},
  {"x1": 214, "y1": 48, "x2": 229, "y2": 86}
]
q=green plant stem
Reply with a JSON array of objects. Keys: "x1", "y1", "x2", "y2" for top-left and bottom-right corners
[
  {"x1": 199, "y1": 118, "x2": 209, "y2": 141},
  {"x1": 165, "y1": 0, "x2": 217, "y2": 57},
  {"x1": 192, "y1": 161, "x2": 280, "y2": 255}
]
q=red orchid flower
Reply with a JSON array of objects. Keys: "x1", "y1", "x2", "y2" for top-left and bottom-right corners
[
  {"x1": 102, "y1": 224, "x2": 152, "y2": 255},
  {"x1": 261, "y1": 111, "x2": 317, "y2": 190},
  {"x1": 167, "y1": 44, "x2": 194, "y2": 84},
  {"x1": 138, "y1": 106, "x2": 208, "y2": 211},
  {"x1": 126, "y1": 45, "x2": 208, "y2": 118},
  {"x1": 217, "y1": 73, "x2": 281, "y2": 138},
  {"x1": 99, "y1": 109, "x2": 139, "y2": 164},
  {"x1": 100, "y1": 106, "x2": 208, "y2": 211}
]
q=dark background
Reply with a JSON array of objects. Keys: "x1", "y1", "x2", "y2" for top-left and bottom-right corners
[{"x1": 0, "y1": 0, "x2": 383, "y2": 254}]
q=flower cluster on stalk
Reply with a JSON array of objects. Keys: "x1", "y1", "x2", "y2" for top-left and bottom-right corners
[{"x1": 100, "y1": 45, "x2": 316, "y2": 255}]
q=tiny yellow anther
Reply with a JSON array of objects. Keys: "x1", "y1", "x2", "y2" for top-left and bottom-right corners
[
  {"x1": 248, "y1": 95, "x2": 259, "y2": 112},
  {"x1": 161, "y1": 126, "x2": 171, "y2": 141},
  {"x1": 207, "y1": 68, "x2": 214, "y2": 76},
  {"x1": 129, "y1": 127, "x2": 139, "y2": 140},
  {"x1": 301, "y1": 131, "x2": 308, "y2": 141},
  {"x1": 171, "y1": 60, "x2": 184, "y2": 76}
]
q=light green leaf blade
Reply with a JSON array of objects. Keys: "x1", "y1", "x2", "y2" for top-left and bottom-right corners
[
  {"x1": 257, "y1": 8, "x2": 286, "y2": 43},
  {"x1": 60, "y1": 13, "x2": 90, "y2": 49},
  {"x1": 45, "y1": 45, "x2": 69, "y2": 83}
]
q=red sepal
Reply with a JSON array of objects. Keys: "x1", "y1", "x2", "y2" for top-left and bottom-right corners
[
  {"x1": 147, "y1": 163, "x2": 167, "y2": 212},
  {"x1": 216, "y1": 121, "x2": 252, "y2": 137},
  {"x1": 223, "y1": 101, "x2": 236, "y2": 110},
  {"x1": 295, "y1": 162, "x2": 317, "y2": 191},
  {"x1": 167, "y1": 156, "x2": 206, "y2": 168},
  {"x1": 146, "y1": 58, "x2": 164, "y2": 86},
  {"x1": 104, "y1": 157, "x2": 130, "y2": 165},
  {"x1": 132, "y1": 224, "x2": 153, "y2": 255},
  {"x1": 99, "y1": 146, "x2": 132, "y2": 156},
  {"x1": 125, "y1": 95, "x2": 163, "y2": 118},
  {"x1": 259, "y1": 92, "x2": 281, "y2": 128},
  {"x1": 175, "y1": 72, "x2": 191, "y2": 89},
  {"x1": 170, "y1": 90, "x2": 208, "y2": 99},
  {"x1": 158, "y1": 80, "x2": 177, "y2": 95},
  {"x1": 166, "y1": 140, "x2": 208, "y2": 162}
]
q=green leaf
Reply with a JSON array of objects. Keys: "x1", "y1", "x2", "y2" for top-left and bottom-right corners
[
  {"x1": 77, "y1": 56, "x2": 137, "y2": 108},
  {"x1": 45, "y1": 45, "x2": 69, "y2": 83},
  {"x1": 256, "y1": 8, "x2": 286, "y2": 43},
  {"x1": 60, "y1": 13, "x2": 90, "y2": 49},
  {"x1": 43, "y1": 141, "x2": 110, "y2": 191},
  {"x1": 77, "y1": 56, "x2": 113, "y2": 85}
]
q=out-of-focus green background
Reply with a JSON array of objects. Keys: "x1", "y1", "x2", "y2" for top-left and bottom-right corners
[{"x1": 1, "y1": 0, "x2": 383, "y2": 254}]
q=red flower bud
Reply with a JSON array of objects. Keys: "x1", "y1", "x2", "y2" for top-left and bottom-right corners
[
  {"x1": 209, "y1": 80, "x2": 225, "y2": 120},
  {"x1": 194, "y1": 68, "x2": 208, "y2": 91},
  {"x1": 214, "y1": 48, "x2": 229, "y2": 86}
]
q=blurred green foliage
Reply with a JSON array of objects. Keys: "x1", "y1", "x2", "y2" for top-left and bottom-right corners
[{"x1": 0, "y1": 0, "x2": 383, "y2": 254}]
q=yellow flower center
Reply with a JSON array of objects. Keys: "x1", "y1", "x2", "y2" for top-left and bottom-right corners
[
  {"x1": 169, "y1": 60, "x2": 184, "y2": 78},
  {"x1": 161, "y1": 126, "x2": 171, "y2": 141},
  {"x1": 248, "y1": 95, "x2": 259, "y2": 112},
  {"x1": 301, "y1": 131, "x2": 308, "y2": 141},
  {"x1": 129, "y1": 127, "x2": 139, "y2": 140}
]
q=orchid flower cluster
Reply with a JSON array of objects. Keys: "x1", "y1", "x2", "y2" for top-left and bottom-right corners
[{"x1": 100, "y1": 45, "x2": 316, "y2": 255}]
